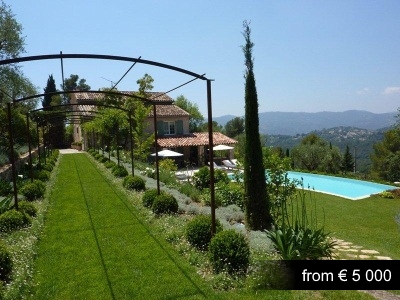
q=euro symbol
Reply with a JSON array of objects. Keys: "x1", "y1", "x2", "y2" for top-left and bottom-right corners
[{"x1": 338, "y1": 269, "x2": 347, "y2": 282}]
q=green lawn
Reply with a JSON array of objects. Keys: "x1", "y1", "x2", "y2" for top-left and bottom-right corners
[
  {"x1": 23, "y1": 153, "x2": 383, "y2": 299},
  {"x1": 28, "y1": 154, "x2": 214, "y2": 299},
  {"x1": 300, "y1": 191, "x2": 400, "y2": 259}
]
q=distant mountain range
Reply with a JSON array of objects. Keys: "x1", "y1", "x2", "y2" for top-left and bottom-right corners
[{"x1": 213, "y1": 110, "x2": 397, "y2": 135}]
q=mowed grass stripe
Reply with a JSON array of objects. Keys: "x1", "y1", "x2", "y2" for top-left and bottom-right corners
[{"x1": 30, "y1": 153, "x2": 209, "y2": 300}]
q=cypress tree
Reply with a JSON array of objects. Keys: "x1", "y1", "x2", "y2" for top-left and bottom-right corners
[
  {"x1": 242, "y1": 21, "x2": 272, "y2": 230},
  {"x1": 42, "y1": 75, "x2": 65, "y2": 148},
  {"x1": 42, "y1": 74, "x2": 56, "y2": 109},
  {"x1": 342, "y1": 145, "x2": 354, "y2": 173}
]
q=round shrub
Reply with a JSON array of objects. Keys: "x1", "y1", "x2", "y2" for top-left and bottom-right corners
[
  {"x1": 186, "y1": 214, "x2": 222, "y2": 250},
  {"x1": 142, "y1": 188, "x2": 161, "y2": 208},
  {"x1": 152, "y1": 193, "x2": 178, "y2": 216},
  {"x1": 123, "y1": 175, "x2": 146, "y2": 191},
  {"x1": 98, "y1": 156, "x2": 108, "y2": 163},
  {"x1": 33, "y1": 169, "x2": 51, "y2": 181},
  {"x1": 112, "y1": 165, "x2": 128, "y2": 178},
  {"x1": 0, "y1": 242, "x2": 12, "y2": 282},
  {"x1": 18, "y1": 201, "x2": 37, "y2": 217},
  {"x1": 0, "y1": 209, "x2": 32, "y2": 233},
  {"x1": 40, "y1": 163, "x2": 53, "y2": 172},
  {"x1": 209, "y1": 229, "x2": 250, "y2": 275},
  {"x1": 94, "y1": 153, "x2": 102, "y2": 160},
  {"x1": 19, "y1": 180, "x2": 46, "y2": 201},
  {"x1": 104, "y1": 161, "x2": 116, "y2": 169},
  {"x1": 47, "y1": 158, "x2": 56, "y2": 166}
]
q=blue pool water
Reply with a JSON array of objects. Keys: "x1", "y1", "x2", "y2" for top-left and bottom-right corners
[
  {"x1": 286, "y1": 171, "x2": 397, "y2": 200},
  {"x1": 229, "y1": 171, "x2": 397, "y2": 200}
]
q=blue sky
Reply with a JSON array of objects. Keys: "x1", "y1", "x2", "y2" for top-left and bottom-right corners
[{"x1": 9, "y1": 0, "x2": 400, "y2": 117}]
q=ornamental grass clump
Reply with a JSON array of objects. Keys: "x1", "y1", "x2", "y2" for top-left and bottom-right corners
[
  {"x1": 123, "y1": 175, "x2": 146, "y2": 191},
  {"x1": 266, "y1": 185, "x2": 337, "y2": 261},
  {"x1": 186, "y1": 214, "x2": 222, "y2": 251},
  {"x1": 0, "y1": 209, "x2": 32, "y2": 233},
  {"x1": 152, "y1": 193, "x2": 179, "y2": 216},
  {"x1": 209, "y1": 229, "x2": 250, "y2": 275},
  {"x1": 0, "y1": 242, "x2": 12, "y2": 282}
]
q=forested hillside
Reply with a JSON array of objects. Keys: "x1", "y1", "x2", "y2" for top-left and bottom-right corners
[{"x1": 266, "y1": 126, "x2": 387, "y2": 173}]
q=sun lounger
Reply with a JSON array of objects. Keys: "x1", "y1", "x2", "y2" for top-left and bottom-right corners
[
  {"x1": 208, "y1": 161, "x2": 227, "y2": 170},
  {"x1": 222, "y1": 160, "x2": 237, "y2": 169}
]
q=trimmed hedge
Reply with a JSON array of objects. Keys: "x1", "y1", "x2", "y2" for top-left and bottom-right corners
[
  {"x1": 123, "y1": 175, "x2": 146, "y2": 191},
  {"x1": 186, "y1": 214, "x2": 222, "y2": 251},
  {"x1": 112, "y1": 165, "x2": 128, "y2": 178},
  {"x1": 18, "y1": 201, "x2": 37, "y2": 217},
  {"x1": 142, "y1": 188, "x2": 161, "y2": 208},
  {"x1": 19, "y1": 180, "x2": 46, "y2": 201},
  {"x1": 152, "y1": 193, "x2": 178, "y2": 216},
  {"x1": 0, "y1": 209, "x2": 32, "y2": 233},
  {"x1": 209, "y1": 229, "x2": 250, "y2": 274}
]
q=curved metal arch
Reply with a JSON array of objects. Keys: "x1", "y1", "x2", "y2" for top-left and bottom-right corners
[
  {"x1": 0, "y1": 53, "x2": 208, "y2": 80},
  {"x1": 15, "y1": 90, "x2": 172, "y2": 105},
  {"x1": 4, "y1": 53, "x2": 217, "y2": 235}
]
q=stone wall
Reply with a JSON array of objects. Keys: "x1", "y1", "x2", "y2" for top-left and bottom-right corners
[{"x1": 0, "y1": 147, "x2": 42, "y2": 181}]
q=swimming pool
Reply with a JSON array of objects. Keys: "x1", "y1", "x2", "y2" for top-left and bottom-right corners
[
  {"x1": 229, "y1": 171, "x2": 398, "y2": 200},
  {"x1": 286, "y1": 171, "x2": 397, "y2": 200}
]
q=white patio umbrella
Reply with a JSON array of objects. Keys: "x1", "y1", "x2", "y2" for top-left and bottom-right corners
[
  {"x1": 151, "y1": 149, "x2": 183, "y2": 157},
  {"x1": 213, "y1": 144, "x2": 234, "y2": 151}
]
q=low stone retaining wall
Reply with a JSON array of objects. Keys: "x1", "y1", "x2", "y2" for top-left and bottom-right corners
[{"x1": 0, "y1": 147, "x2": 42, "y2": 181}]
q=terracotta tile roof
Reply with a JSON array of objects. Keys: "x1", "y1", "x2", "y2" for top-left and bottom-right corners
[
  {"x1": 74, "y1": 91, "x2": 173, "y2": 102},
  {"x1": 73, "y1": 91, "x2": 189, "y2": 117},
  {"x1": 157, "y1": 132, "x2": 237, "y2": 147},
  {"x1": 149, "y1": 105, "x2": 190, "y2": 117}
]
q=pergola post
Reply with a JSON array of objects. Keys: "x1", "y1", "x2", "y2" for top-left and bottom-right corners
[
  {"x1": 26, "y1": 113, "x2": 33, "y2": 182},
  {"x1": 129, "y1": 112, "x2": 134, "y2": 176},
  {"x1": 7, "y1": 102, "x2": 18, "y2": 209},
  {"x1": 207, "y1": 80, "x2": 216, "y2": 236},
  {"x1": 153, "y1": 104, "x2": 160, "y2": 195}
]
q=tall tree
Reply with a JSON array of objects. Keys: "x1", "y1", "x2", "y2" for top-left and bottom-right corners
[
  {"x1": 0, "y1": 1, "x2": 38, "y2": 109},
  {"x1": 292, "y1": 133, "x2": 343, "y2": 173},
  {"x1": 342, "y1": 145, "x2": 354, "y2": 173},
  {"x1": 42, "y1": 74, "x2": 57, "y2": 109},
  {"x1": 225, "y1": 116, "x2": 245, "y2": 138},
  {"x1": 125, "y1": 74, "x2": 154, "y2": 161},
  {"x1": 42, "y1": 75, "x2": 66, "y2": 148},
  {"x1": 0, "y1": 0, "x2": 24, "y2": 61},
  {"x1": 371, "y1": 126, "x2": 400, "y2": 181},
  {"x1": 242, "y1": 21, "x2": 272, "y2": 231},
  {"x1": 174, "y1": 95, "x2": 204, "y2": 132},
  {"x1": 61, "y1": 74, "x2": 91, "y2": 104}
]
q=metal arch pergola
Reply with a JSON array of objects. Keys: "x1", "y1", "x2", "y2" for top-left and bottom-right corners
[{"x1": 1, "y1": 53, "x2": 218, "y2": 234}]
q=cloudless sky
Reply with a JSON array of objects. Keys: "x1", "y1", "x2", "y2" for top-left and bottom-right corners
[{"x1": 8, "y1": 0, "x2": 400, "y2": 117}]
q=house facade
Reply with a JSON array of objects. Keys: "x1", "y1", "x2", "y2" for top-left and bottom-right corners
[{"x1": 71, "y1": 91, "x2": 237, "y2": 167}]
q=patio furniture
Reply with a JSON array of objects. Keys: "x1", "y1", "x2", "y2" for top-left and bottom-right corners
[{"x1": 222, "y1": 159, "x2": 237, "y2": 169}]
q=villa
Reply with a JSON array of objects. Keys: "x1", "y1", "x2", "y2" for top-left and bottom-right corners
[{"x1": 70, "y1": 91, "x2": 237, "y2": 167}]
